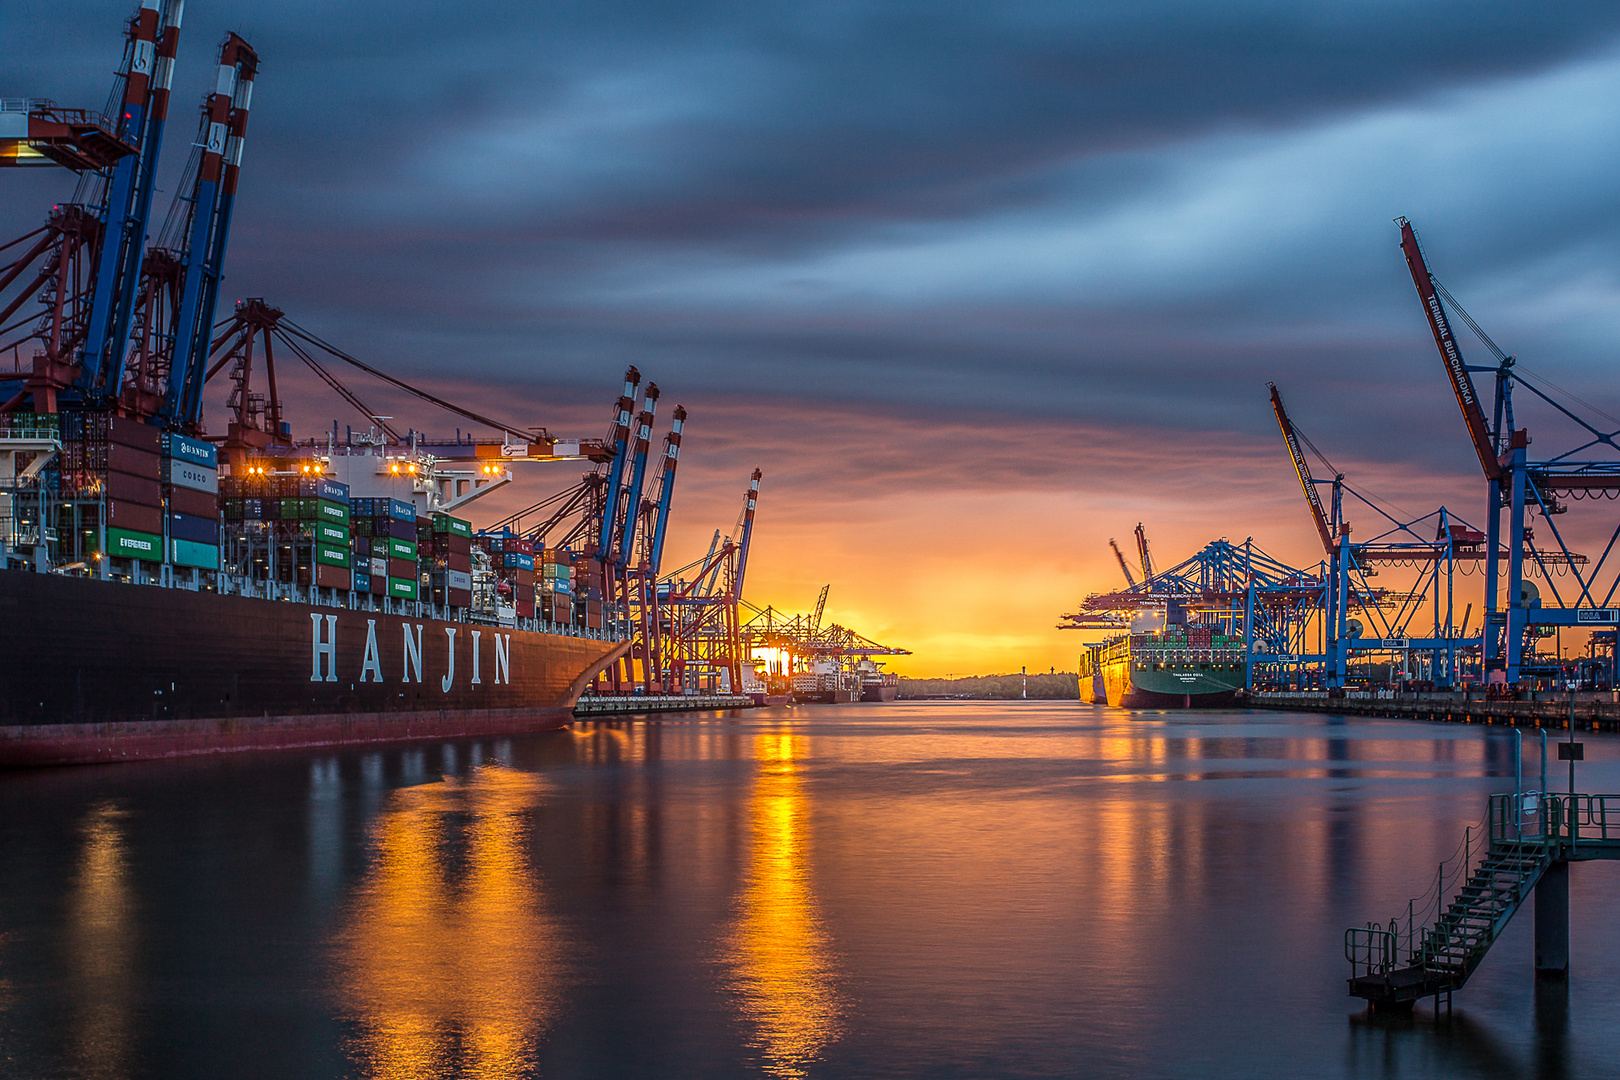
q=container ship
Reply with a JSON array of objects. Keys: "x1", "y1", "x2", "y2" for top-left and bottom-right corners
[
  {"x1": 856, "y1": 658, "x2": 899, "y2": 701},
  {"x1": 1077, "y1": 622, "x2": 1246, "y2": 708},
  {"x1": 792, "y1": 658, "x2": 860, "y2": 704},
  {"x1": 0, "y1": 13, "x2": 648, "y2": 765},
  {"x1": 0, "y1": 413, "x2": 627, "y2": 766}
]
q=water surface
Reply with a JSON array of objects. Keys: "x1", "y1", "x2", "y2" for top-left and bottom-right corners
[{"x1": 2, "y1": 702, "x2": 1617, "y2": 1078}]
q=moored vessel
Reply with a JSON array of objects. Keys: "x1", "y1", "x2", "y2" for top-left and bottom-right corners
[
  {"x1": 1079, "y1": 622, "x2": 1246, "y2": 708},
  {"x1": 0, "y1": 411, "x2": 630, "y2": 766},
  {"x1": 0, "y1": 568, "x2": 625, "y2": 766},
  {"x1": 856, "y1": 658, "x2": 899, "y2": 701},
  {"x1": 792, "y1": 659, "x2": 860, "y2": 703}
]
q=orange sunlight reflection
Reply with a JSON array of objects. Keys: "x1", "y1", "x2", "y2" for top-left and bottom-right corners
[
  {"x1": 69, "y1": 801, "x2": 132, "y2": 1080},
  {"x1": 722, "y1": 730, "x2": 843, "y2": 1079},
  {"x1": 335, "y1": 766, "x2": 559, "y2": 1080}
]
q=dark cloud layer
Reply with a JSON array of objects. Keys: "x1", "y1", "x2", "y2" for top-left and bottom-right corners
[{"x1": 7, "y1": 1, "x2": 1620, "y2": 479}]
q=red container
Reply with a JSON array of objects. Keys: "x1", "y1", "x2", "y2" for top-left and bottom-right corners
[
  {"x1": 314, "y1": 563, "x2": 350, "y2": 589},
  {"x1": 446, "y1": 551, "x2": 471, "y2": 573},
  {"x1": 109, "y1": 415, "x2": 160, "y2": 453},
  {"x1": 369, "y1": 575, "x2": 386, "y2": 596},
  {"x1": 165, "y1": 485, "x2": 218, "y2": 518},
  {"x1": 445, "y1": 534, "x2": 471, "y2": 555},
  {"x1": 108, "y1": 442, "x2": 160, "y2": 478},
  {"x1": 106, "y1": 471, "x2": 162, "y2": 507},
  {"x1": 388, "y1": 557, "x2": 415, "y2": 580},
  {"x1": 515, "y1": 598, "x2": 535, "y2": 618},
  {"x1": 106, "y1": 499, "x2": 163, "y2": 535},
  {"x1": 450, "y1": 587, "x2": 473, "y2": 608},
  {"x1": 513, "y1": 567, "x2": 535, "y2": 585},
  {"x1": 586, "y1": 613, "x2": 603, "y2": 629}
]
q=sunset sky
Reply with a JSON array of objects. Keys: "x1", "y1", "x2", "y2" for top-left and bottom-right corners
[{"x1": 9, "y1": 1, "x2": 1620, "y2": 675}]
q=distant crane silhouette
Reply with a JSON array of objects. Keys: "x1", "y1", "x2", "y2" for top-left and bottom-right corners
[{"x1": 1109, "y1": 539, "x2": 1138, "y2": 588}]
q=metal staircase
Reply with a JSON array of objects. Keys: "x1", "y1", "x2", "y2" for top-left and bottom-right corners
[
  {"x1": 1412, "y1": 841, "x2": 1549, "y2": 985},
  {"x1": 1344, "y1": 793, "x2": 1620, "y2": 1009}
]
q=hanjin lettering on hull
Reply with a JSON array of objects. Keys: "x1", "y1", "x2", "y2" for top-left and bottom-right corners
[{"x1": 308, "y1": 613, "x2": 512, "y2": 693}]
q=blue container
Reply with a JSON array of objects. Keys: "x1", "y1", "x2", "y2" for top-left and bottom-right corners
[
  {"x1": 352, "y1": 571, "x2": 371, "y2": 593},
  {"x1": 317, "y1": 477, "x2": 349, "y2": 504},
  {"x1": 162, "y1": 432, "x2": 219, "y2": 469},
  {"x1": 502, "y1": 552, "x2": 535, "y2": 571},
  {"x1": 167, "y1": 511, "x2": 220, "y2": 545},
  {"x1": 373, "y1": 516, "x2": 417, "y2": 541},
  {"x1": 388, "y1": 498, "x2": 416, "y2": 522}
]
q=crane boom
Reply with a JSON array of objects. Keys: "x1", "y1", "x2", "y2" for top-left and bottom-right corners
[
  {"x1": 83, "y1": 0, "x2": 181, "y2": 397},
  {"x1": 646, "y1": 404, "x2": 685, "y2": 576},
  {"x1": 733, "y1": 469, "x2": 762, "y2": 600},
  {"x1": 1109, "y1": 539, "x2": 1137, "y2": 588},
  {"x1": 613, "y1": 384, "x2": 658, "y2": 569},
  {"x1": 1268, "y1": 382, "x2": 1336, "y2": 556},
  {"x1": 1134, "y1": 523, "x2": 1154, "y2": 581},
  {"x1": 594, "y1": 366, "x2": 639, "y2": 559},
  {"x1": 1396, "y1": 217, "x2": 1501, "y2": 480}
]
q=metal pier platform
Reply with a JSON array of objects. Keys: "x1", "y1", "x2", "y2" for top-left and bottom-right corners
[{"x1": 1346, "y1": 793, "x2": 1620, "y2": 1011}]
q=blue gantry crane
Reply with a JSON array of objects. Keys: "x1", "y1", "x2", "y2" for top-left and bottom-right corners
[
  {"x1": 81, "y1": 0, "x2": 183, "y2": 405},
  {"x1": 1269, "y1": 381, "x2": 1488, "y2": 688},
  {"x1": 161, "y1": 34, "x2": 259, "y2": 429},
  {"x1": 1398, "y1": 217, "x2": 1613, "y2": 686}
]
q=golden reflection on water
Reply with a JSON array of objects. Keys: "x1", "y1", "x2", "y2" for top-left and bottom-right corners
[
  {"x1": 69, "y1": 801, "x2": 133, "y2": 1080},
  {"x1": 722, "y1": 731, "x2": 842, "y2": 1079},
  {"x1": 335, "y1": 765, "x2": 558, "y2": 1080}
]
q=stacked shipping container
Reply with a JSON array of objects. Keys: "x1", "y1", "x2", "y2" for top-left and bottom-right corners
[
  {"x1": 162, "y1": 433, "x2": 221, "y2": 570},
  {"x1": 220, "y1": 474, "x2": 350, "y2": 587},
  {"x1": 54, "y1": 412, "x2": 223, "y2": 572},
  {"x1": 420, "y1": 513, "x2": 474, "y2": 608},
  {"x1": 349, "y1": 497, "x2": 417, "y2": 599},
  {"x1": 472, "y1": 533, "x2": 537, "y2": 619},
  {"x1": 539, "y1": 546, "x2": 572, "y2": 624}
]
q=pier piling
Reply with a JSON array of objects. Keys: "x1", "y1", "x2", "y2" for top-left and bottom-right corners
[{"x1": 1534, "y1": 861, "x2": 1570, "y2": 977}]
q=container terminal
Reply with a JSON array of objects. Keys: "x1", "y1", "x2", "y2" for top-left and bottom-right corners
[
  {"x1": 0, "y1": 4, "x2": 921, "y2": 764},
  {"x1": 1061, "y1": 217, "x2": 1620, "y2": 713},
  {"x1": 1050, "y1": 220, "x2": 1620, "y2": 1014},
  {"x1": 738, "y1": 586, "x2": 908, "y2": 703}
]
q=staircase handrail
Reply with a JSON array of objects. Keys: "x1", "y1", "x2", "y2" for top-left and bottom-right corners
[{"x1": 1345, "y1": 922, "x2": 1398, "y2": 978}]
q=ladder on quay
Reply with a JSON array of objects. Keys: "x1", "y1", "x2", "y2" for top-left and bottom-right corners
[{"x1": 1345, "y1": 793, "x2": 1620, "y2": 1010}]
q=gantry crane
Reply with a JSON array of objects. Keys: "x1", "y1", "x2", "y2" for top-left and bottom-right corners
[
  {"x1": 1396, "y1": 218, "x2": 1618, "y2": 684},
  {"x1": 1, "y1": 3, "x2": 180, "y2": 415},
  {"x1": 1268, "y1": 380, "x2": 1493, "y2": 687}
]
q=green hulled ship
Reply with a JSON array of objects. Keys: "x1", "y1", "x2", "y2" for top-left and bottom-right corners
[{"x1": 1078, "y1": 623, "x2": 1247, "y2": 708}]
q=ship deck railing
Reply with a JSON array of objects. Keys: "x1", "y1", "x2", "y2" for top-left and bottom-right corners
[{"x1": 1, "y1": 563, "x2": 625, "y2": 642}]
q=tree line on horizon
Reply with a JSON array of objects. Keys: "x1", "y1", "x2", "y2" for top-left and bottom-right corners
[{"x1": 897, "y1": 673, "x2": 1080, "y2": 700}]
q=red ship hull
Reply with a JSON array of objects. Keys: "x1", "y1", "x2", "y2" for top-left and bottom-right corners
[{"x1": 0, "y1": 570, "x2": 626, "y2": 766}]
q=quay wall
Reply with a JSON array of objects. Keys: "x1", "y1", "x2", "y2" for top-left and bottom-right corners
[
  {"x1": 574, "y1": 694, "x2": 754, "y2": 716},
  {"x1": 1249, "y1": 690, "x2": 1620, "y2": 732}
]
